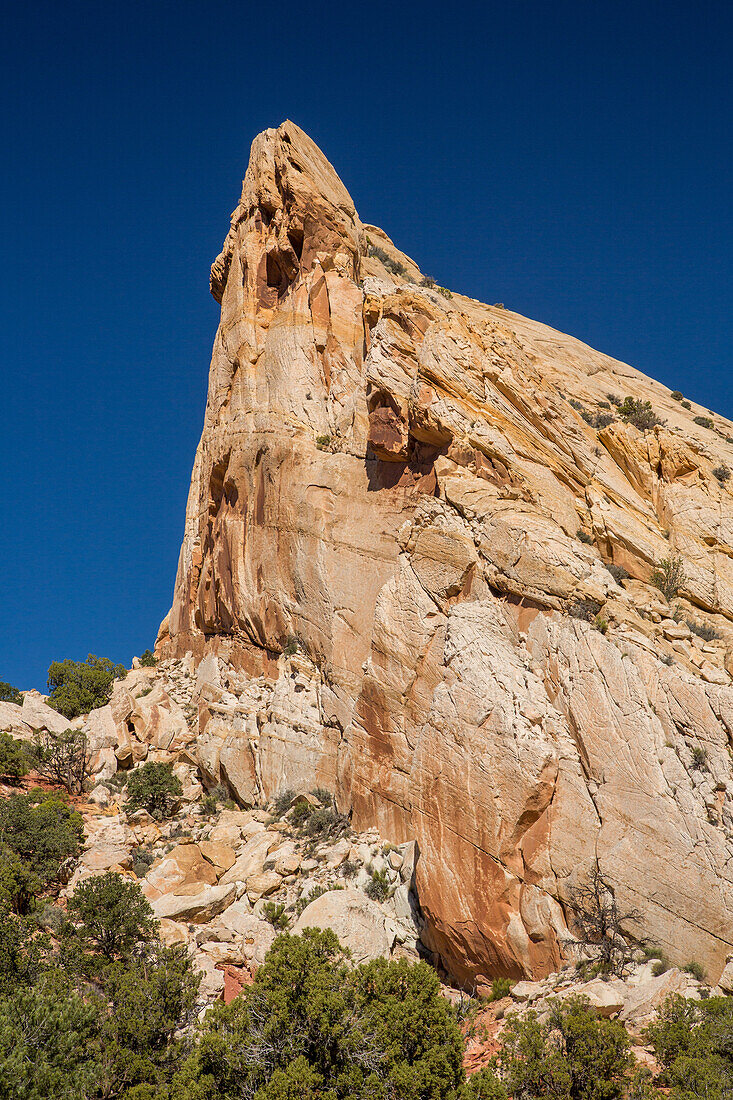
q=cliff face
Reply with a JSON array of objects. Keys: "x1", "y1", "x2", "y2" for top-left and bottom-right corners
[{"x1": 159, "y1": 121, "x2": 733, "y2": 985}]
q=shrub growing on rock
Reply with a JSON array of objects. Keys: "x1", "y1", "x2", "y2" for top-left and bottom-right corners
[
  {"x1": 262, "y1": 901, "x2": 290, "y2": 930},
  {"x1": 270, "y1": 788, "x2": 296, "y2": 817},
  {"x1": 605, "y1": 562, "x2": 630, "y2": 583},
  {"x1": 646, "y1": 993, "x2": 733, "y2": 1098},
  {"x1": 46, "y1": 653, "x2": 126, "y2": 718},
  {"x1": 568, "y1": 598, "x2": 603, "y2": 622},
  {"x1": 617, "y1": 397, "x2": 661, "y2": 431},
  {"x1": 0, "y1": 681, "x2": 23, "y2": 705},
  {"x1": 364, "y1": 867, "x2": 390, "y2": 901},
  {"x1": 694, "y1": 415, "x2": 714, "y2": 430},
  {"x1": 687, "y1": 618, "x2": 721, "y2": 641},
  {"x1": 126, "y1": 762, "x2": 182, "y2": 818},
  {"x1": 31, "y1": 728, "x2": 91, "y2": 794},
  {"x1": 139, "y1": 648, "x2": 158, "y2": 667},
  {"x1": 0, "y1": 732, "x2": 30, "y2": 782},
  {"x1": 650, "y1": 555, "x2": 685, "y2": 601}
]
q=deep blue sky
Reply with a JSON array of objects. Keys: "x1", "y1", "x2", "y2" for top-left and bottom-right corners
[{"x1": 2, "y1": 1, "x2": 731, "y2": 690}]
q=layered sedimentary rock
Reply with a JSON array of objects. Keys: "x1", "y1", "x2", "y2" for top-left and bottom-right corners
[{"x1": 159, "y1": 121, "x2": 733, "y2": 984}]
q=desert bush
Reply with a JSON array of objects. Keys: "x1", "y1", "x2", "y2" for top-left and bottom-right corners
[
  {"x1": 605, "y1": 562, "x2": 630, "y2": 583},
  {"x1": 46, "y1": 653, "x2": 126, "y2": 718},
  {"x1": 31, "y1": 728, "x2": 91, "y2": 794},
  {"x1": 593, "y1": 615, "x2": 609, "y2": 635},
  {"x1": 289, "y1": 800, "x2": 312, "y2": 827},
  {"x1": 0, "y1": 681, "x2": 23, "y2": 705},
  {"x1": 131, "y1": 846, "x2": 156, "y2": 879},
  {"x1": 139, "y1": 649, "x2": 157, "y2": 667},
  {"x1": 569, "y1": 598, "x2": 603, "y2": 622},
  {"x1": 364, "y1": 867, "x2": 390, "y2": 901},
  {"x1": 683, "y1": 961, "x2": 706, "y2": 982},
  {"x1": 694, "y1": 415, "x2": 714, "y2": 429},
  {"x1": 645, "y1": 993, "x2": 733, "y2": 1098},
  {"x1": 0, "y1": 733, "x2": 30, "y2": 781},
  {"x1": 713, "y1": 464, "x2": 731, "y2": 483},
  {"x1": 687, "y1": 618, "x2": 721, "y2": 641},
  {"x1": 421, "y1": 275, "x2": 436, "y2": 288},
  {"x1": 650, "y1": 555, "x2": 685, "y2": 601},
  {"x1": 617, "y1": 397, "x2": 661, "y2": 431},
  {"x1": 368, "y1": 243, "x2": 407, "y2": 276},
  {"x1": 126, "y1": 762, "x2": 182, "y2": 818},
  {"x1": 437, "y1": 286, "x2": 453, "y2": 299},
  {"x1": 304, "y1": 805, "x2": 349, "y2": 841},
  {"x1": 262, "y1": 901, "x2": 290, "y2": 930},
  {"x1": 341, "y1": 859, "x2": 358, "y2": 878},
  {"x1": 271, "y1": 788, "x2": 296, "y2": 817},
  {"x1": 201, "y1": 782, "x2": 234, "y2": 816},
  {"x1": 315, "y1": 435, "x2": 331, "y2": 450},
  {"x1": 578, "y1": 406, "x2": 615, "y2": 429},
  {"x1": 576, "y1": 529, "x2": 593, "y2": 544},
  {"x1": 691, "y1": 745, "x2": 708, "y2": 770},
  {"x1": 490, "y1": 977, "x2": 513, "y2": 1001},
  {"x1": 671, "y1": 390, "x2": 683, "y2": 401}
]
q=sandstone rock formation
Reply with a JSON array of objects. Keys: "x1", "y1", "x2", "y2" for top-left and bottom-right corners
[{"x1": 157, "y1": 121, "x2": 733, "y2": 985}]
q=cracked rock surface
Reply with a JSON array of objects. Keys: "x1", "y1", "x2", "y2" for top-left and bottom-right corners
[{"x1": 152, "y1": 121, "x2": 733, "y2": 984}]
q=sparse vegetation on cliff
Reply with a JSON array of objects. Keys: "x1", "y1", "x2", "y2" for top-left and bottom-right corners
[
  {"x1": 650, "y1": 555, "x2": 685, "y2": 601},
  {"x1": 618, "y1": 396, "x2": 661, "y2": 431}
]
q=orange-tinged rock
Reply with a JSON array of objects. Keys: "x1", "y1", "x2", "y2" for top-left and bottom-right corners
[{"x1": 156, "y1": 121, "x2": 733, "y2": 986}]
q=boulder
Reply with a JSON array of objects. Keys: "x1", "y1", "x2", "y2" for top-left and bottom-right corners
[
  {"x1": 246, "y1": 870, "x2": 282, "y2": 902},
  {"x1": 142, "y1": 843, "x2": 218, "y2": 900},
  {"x1": 219, "y1": 831, "x2": 280, "y2": 885},
  {"x1": 717, "y1": 955, "x2": 733, "y2": 994},
  {"x1": 0, "y1": 701, "x2": 32, "y2": 738},
  {"x1": 293, "y1": 887, "x2": 395, "y2": 964},
  {"x1": 619, "y1": 968, "x2": 701, "y2": 1025},
  {"x1": 21, "y1": 691, "x2": 68, "y2": 734},
  {"x1": 199, "y1": 841, "x2": 237, "y2": 874},
  {"x1": 152, "y1": 882, "x2": 236, "y2": 923}
]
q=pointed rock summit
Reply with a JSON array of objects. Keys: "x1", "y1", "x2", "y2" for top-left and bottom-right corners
[{"x1": 158, "y1": 121, "x2": 733, "y2": 985}]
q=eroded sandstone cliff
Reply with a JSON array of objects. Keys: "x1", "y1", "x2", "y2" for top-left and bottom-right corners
[{"x1": 158, "y1": 121, "x2": 733, "y2": 985}]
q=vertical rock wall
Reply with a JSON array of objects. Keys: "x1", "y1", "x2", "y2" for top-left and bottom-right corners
[{"x1": 160, "y1": 121, "x2": 733, "y2": 984}]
